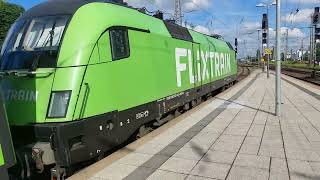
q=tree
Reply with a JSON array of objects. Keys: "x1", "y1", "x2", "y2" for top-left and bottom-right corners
[
  {"x1": 281, "y1": 52, "x2": 285, "y2": 61},
  {"x1": 0, "y1": 1, "x2": 24, "y2": 47}
]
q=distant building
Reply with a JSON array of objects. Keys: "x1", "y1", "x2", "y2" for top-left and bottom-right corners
[{"x1": 296, "y1": 49, "x2": 310, "y2": 61}]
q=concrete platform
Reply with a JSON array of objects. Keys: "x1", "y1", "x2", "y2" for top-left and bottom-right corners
[{"x1": 69, "y1": 70, "x2": 320, "y2": 180}]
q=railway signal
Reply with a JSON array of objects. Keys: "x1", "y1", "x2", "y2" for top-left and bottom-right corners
[
  {"x1": 262, "y1": 32, "x2": 267, "y2": 44},
  {"x1": 315, "y1": 8, "x2": 320, "y2": 41},
  {"x1": 261, "y1": 14, "x2": 268, "y2": 45},
  {"x1": 257, "y1": 1, "x2": 276, "y2": 78},
  {"x1": 316, "y1": 27, "x2": 320, "y2": 41},
  {"x1": 235, "y1": 38, "x2": 238, "y2": 53},
  {"x1": 314, "y1": 14, "x2": 319, "y2": 24},
  {"x1": 262, "y1": 13, "x2": 269, "y2": 77},
  {"x1": 312, "y1": 7, "x2": 320, "y2": 70}
]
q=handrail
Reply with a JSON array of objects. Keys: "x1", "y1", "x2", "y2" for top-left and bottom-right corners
[{"x1": 0, "y1": 69, "x2": 55, "y2": 77}]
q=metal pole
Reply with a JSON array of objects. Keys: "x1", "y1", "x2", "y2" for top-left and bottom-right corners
[
  {"x1": 267, "y1": 5, "x2": 270, "y2": 78},
  {"x1": 301, "y1": 39, "x2": 304, "y2": 61},
  {"x1": 310, "y1": 25, "x2": 313, "y2": 65},
  {"x1": 262, "y1": 31, "x2": 265, "y2": 72},
  {"x1": 174, "y1": 0, "x2": 182, "y2": 25},
  {"x1": 285, "y1": 28, "x2": 288, "y2": 61},
  {"x1": 258, "y1": 29, "x2": 261, "y2": 65},
  {"x1": 312, "y1": 26, "x2": 314, "y2": 64},
  {"x1": 313, "y1": 25, "x2": 316, "y2": 75},
  {"x1": 275, "y1": 0, "x2": 281, "y2": 116}
]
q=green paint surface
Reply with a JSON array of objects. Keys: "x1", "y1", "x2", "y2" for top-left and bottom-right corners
[
  {"x1": 1, "y1": 2, "x2": 238, "y2": 126},
  {"x1": 0, "y1": 144, "x2": 4, "y2": 166}
]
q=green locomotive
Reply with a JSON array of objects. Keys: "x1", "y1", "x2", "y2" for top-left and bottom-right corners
[{"x1": 0, "y1": 0, "x2": 237, "y2": 178}]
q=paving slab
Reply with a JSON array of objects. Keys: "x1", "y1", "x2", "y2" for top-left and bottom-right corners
[
  {"x1": 173, "y1": 146, "x2": 206, "y2": 161},
  {"x1": 190, "y1": 161, "x2": 230, "y2": 179},
  {"x1": 258, "y1": 146, "x2": 285, "y2": 158},
  {"x1": 239, "y1": 144, "x2": 260, "y2": 155},
  {"x1": 159, "y1": 157, "x2": 198, "y2": 174},
  {"x1": 201, "y1": 150, "x2": 237, "y2": 164},
  {"x1": 186, "y1": 175, "x2": 217, "y2": 180},
  {"x1": 226, "y1": 166, "x2": 269, "y2": 180},
  {"x1": 147, "y1": 170, "x2": 186, "y2": 180},
  {"x1": 234, "y1": 154, "x2": 270, "y2": 169}
]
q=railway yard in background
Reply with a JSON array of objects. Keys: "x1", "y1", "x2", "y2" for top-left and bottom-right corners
[{"x1": 278, "y1": 66, "x2": 320, "y2": 86}]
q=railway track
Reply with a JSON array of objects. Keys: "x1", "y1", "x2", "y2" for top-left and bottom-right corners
[
  {"x1": 237, "y1": 64, "x2": 252, "y2": 81},
  {"x1": 279, "y1": 66, "x2": 320, "y2": 86}
]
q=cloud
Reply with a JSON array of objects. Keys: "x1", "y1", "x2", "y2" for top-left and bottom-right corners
[
  {"x1": 193, "y1": 25, "x2": 211, "y2": 35},
  {"x1": 183, "y1": 0, "x2": 211, "y2": 11},
  {"x1": 124, "y1": 0, "x2": 211, "y2": 12},
  {"x1": 192, "y1": 25, "x2": 226, "y2": 36},
  {"x1": 269, "y1": 27, "x2": 305, "y2": 39},
  {"x1": 282, "y1": 8, "x2": 313, "y2": 23},
  {"x1": 285, "y1": 28, "x2": 305, "y2": 38},
  {"x1": 193, "y1": 25, "x2": 210, "y2": 34}
]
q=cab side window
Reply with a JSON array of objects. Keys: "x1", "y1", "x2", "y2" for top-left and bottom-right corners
[{"x1": 109, "y1": 28, "x2": 130, "y2": 61}]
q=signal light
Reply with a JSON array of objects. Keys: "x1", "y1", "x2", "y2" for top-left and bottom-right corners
[
  {"x1": 262, "y1": 13, "x2": 268, "y2": 30},
  {"x1": 262, "y1": 39, "x2": 267, "y2": 44},
  {"x1": 313, "y1": 14, "x2": 319, "y2": 24},
  {"x1": 262, "y1": 21, "x2": 267, "y2": 30},
  {"x1": 262, "y1": 32, "x2": 267, "y2": 45},
  {"x1": 262, "y1": 32, "x2": 267, "y2": 38},
  {"x1": 316, "y1": 28, "x2": 320, "y2": 40},
  {"x1": 313, "y1": 7, "x2": 320, "y2": 24},
  {"x1": 235, "y1": 38, "x2": 238, "y2": 53}
]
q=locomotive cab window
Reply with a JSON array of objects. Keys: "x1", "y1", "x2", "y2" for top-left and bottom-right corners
[{"x1": 110, "y1": 28, "x2": 130, "y2": 61}]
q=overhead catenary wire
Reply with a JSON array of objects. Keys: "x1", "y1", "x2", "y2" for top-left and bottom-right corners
[
  {"x1": 189, "y1": 0, "x2": 230, "y2": 28},
  {"x1": 142, "y1": 0, "x2": 174, "y2": 17}
]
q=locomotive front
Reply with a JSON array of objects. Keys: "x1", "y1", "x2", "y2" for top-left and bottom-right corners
[{"x1": 0, "y1": 1, "x2": 88, "y2": 179}]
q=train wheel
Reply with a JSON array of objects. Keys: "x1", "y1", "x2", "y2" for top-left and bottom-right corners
[
  {"x1": 136, "y1": 125, "x2": 153, "y2": 139},
  {"x1": 50, "y1": 166, "x2": 66, "y2": 180}
]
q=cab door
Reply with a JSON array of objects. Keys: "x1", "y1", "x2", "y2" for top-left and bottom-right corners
[{"x1": 0, "y1": 94, "x2": 15, "y2": 180}]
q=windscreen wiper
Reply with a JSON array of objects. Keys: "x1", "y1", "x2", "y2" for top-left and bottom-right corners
[{"x1": 30, "y1": 29, "x2": 55, "y2": 71}]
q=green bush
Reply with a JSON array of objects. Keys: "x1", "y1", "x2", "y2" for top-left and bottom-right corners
[{"x1": 0, "y1": 1, "x2": 25, "y2": 47}]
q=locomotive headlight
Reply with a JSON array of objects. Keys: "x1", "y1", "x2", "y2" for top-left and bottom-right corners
[{"x1": 47, "y1": 91, "x2": 71, "y2": 118}]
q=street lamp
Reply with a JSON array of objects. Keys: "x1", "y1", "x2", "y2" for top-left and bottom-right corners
[{"x1": 256, "y1": 1, "x2": 276, "y2": 78}]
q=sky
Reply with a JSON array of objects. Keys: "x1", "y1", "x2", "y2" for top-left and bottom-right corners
[{"x1": 8, "y1": 0, "x2": 320, "y2": 58}]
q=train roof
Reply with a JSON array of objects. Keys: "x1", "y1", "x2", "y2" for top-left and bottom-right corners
[
  {"x1": 18, "y1": 0, "x2": 126, "y2": 20},
  {"x1": 18, "y1": 0, "x2": 231, "y2": 49}
]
